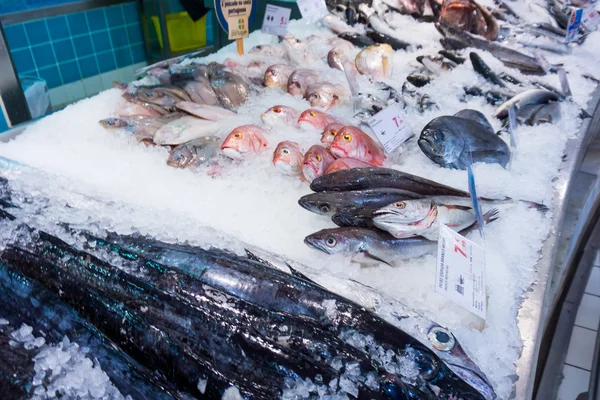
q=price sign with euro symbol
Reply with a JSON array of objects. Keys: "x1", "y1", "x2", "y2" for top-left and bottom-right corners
[
  {"x1": 261, "y1": 4, "x2": 291, "y2": 36},
  {"x1": 367, "y1": 102, "x2": 414, "y2": 153}
]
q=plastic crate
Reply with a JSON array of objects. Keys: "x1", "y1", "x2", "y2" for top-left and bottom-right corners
[{"x1": 151, "y1": 11, "x2": 207, "y2": 52}]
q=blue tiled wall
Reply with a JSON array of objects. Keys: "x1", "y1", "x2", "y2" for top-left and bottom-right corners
[
  {"x1": 0, "y1": 0, "x2": 80, "y2": 15},
  {"x1": 3, "y1": 2, "x2": 145, "y2": 89},
  {"x1": 0, "y1": 110, "x2": 8, "y2": 132}
]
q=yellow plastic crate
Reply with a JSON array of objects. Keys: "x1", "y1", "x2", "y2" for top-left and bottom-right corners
[{"x1": 151, "y1": 11, "x2": 207, "y2": 52}]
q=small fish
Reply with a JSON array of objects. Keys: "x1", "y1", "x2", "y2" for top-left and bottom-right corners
[
  {"x1": 282, "y1": 36, "x2": 320, "y2": 65},
  {"x1": 298, "y1": 109, "x2": 340, "y2": 130},
  {"x1": 366, "y1": 31, "x2": 411, "y2": 51},
  {"x1": 99, "y1": 113, "x2": 184, "y2": 139},
  {"x1": 273, "y1": 141, "x2": 303, "y2": 176},
  {"x1": 495, "y1": 89, "x2": 560, "y2": 118},
  {"x1": 338, "y1": 32, "x2": 375, "y2": 48},
  {"x1": 287, "y1": 69, "x2": 320, "y2": 97},
  {"x1": 469, "y1": 52, "x2": 505, "y2": 87},
  {"x1": 304, "y1": 227, "x2": 436, "y2": 265},
  {"x1": 302, "y1": 145, "x2": 336, "y2": 182},
  {"x1": 418, "y1": 115, "x2": 511, "y2": 169},
  {"x1": 248, "y1": 44, "x2": 287, "y2": 58},
  {"x1": 220, "y1": 125, "x2": 269, "y2": 159},
  {"x1": 353, "y1": 93, "x2": 386, "y2": 114},
  {"x1": 167, "y1": 137, "x2": 221, "y2": 168},
  {"x1": 264, "y1": 64, "x2": 295, "y2": 89},
  {"x1": 306, "y1": 83, "x2": 350, "y2": 109},
  {"x1": 325, "y1": 158, "x2": 373, "y2": 174},
  {"x1": 330, "y1": 126, "x2": 385, "y2": 166},
  {"x1": 261, "y1": 105, "x2": 300, "y2": 127},
  {"x1": 175, "y1": 102, "x2": 236, "y2": 120},
  {"x1": 406, "y1": 73, "x2": 432, "y2": 88},
  {"x1": 438, "y1": 50, "x2": 466, "y2": 64},
  {"x1": 328, "y1": 47, "x2": 351, "y2": 71},
  {"x1": 355, "y1": 44, "x2": 394, "y2": 80},
  {"x1": 320, "y1": 122, "x2": 345, "y2": 147},
  {"x1": 153, "y1": 116, "x2": 221, "y2": 145}
]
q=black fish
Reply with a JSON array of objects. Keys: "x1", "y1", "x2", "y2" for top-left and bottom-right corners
[
  {"x1": 469, "y1": 52, "x2": 506, "y2": 87},
  {"x1": 367, "y1": 31, "x2": 411, "y2": 50},
  {"x1": 338, "y1": 32, "x2": 375, "y2": 47},
  {"x1": 454, "y1": 109, "x2": 495, "y2": 134},
  {"x1": 438, "y1": 50, "x2": 466, "y2": 65},
  {"x1": 332, "y1": 206, "x2": 378, "y2": 228},
  {"x1": 407, "y1": 73, "x2": 432, "y2": 87}
]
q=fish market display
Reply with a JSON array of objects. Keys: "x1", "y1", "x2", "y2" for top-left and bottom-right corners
[{"x1": 1, "y1": 0, "x2": 599, "y2": 397}]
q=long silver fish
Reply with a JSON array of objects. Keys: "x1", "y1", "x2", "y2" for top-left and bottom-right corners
[
  {"x1": 494, "y1": 89, "x2": 560, "y2": 118},
  {"x1": 153, "y1": 116, "x2": 221, "y2": 145}
]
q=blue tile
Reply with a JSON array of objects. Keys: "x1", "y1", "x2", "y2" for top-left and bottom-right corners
[
  {"x1": 0, "y1": 110, "x2": 8, "y2": 133},
  {"x1": 114, "y1": 47, "x2": 132, "y2": 68},
  {"x1": 3, "y1": 24, "x2": 28, "y2": 50},
  {"x1": 59, "y1": 60, "x2": 80, "y2": 84},
  {"x1": 0, "y1": 0, "x2": 27, "y2": 15},
  {"x1": 131, "y1": 43, "x2": 146, "y2": 64},
  {"x1": 86, "y1": 8, "x2": 107, "y2": 31},
  {"x1": 10, "y1": 49, "x2": 35, "y2": 72},
  {"x1": 97, "y1": 51, "x2": 115, "y2": 73},
  {"x1": 127, "y1": 23, "x2": 143, "y2": 44},
  {"x1": 31, "y1": 43, "x2": 56, "y2": 68},
  {"x1": 24, "y1": 20, "x2": 49, "y2": 44},
  {"x1": 78, "y1": 56, "x2": 98, "y2": 78},
  {"x1": 52, "y1": 39, "x2": 75, "y2": 62},
  {"x1": 38, "y1": 65, "x2": 62, "y2": 89},
  {"x1": 122, "y1": 2, "x2": 139, "y2": 24},
  {"x1": 73, "y1": 35, "x2": 93, "y2": 57},
  {"x1": 105, "y1": 5, "x2": 125, "y2": 27},
  {"x1": 67, "y1": 12, "x2": 88, "y2": 36},
  {"x1": 109, "y1": 27, "x2": 128, "y2": 48},
  {"x1": 92, "y1": 31, "x2": 111, "y2": 53},
  {"x1": 46, "y1": 16, "x2": 69, "y2": 40}
]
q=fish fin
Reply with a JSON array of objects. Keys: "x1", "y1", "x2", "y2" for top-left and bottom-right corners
[
  {"x1": 443, "y1": 204, "x2": 473, "y2": 211},
  {"x1": 244, "y1": 248, "x2": 279, "y2": 270},
  {"x1": 285, "y1": 262, "x2": 324, "y2": 287},
  {"x1": 518, "y1": 200, "x2": 549, "y2": 212},
  {"x1": 362, "y1": 250, "x2": 391, "y2": 266},
  {"x1": 482, "y1": 208, "x2": 500, "y2": 224}
]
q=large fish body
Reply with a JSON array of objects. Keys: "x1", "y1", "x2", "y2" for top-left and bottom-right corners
[
  {"x1": 99, "y1": 113, "x2": 184, "y2": 139},
  {"x1": 209, "y1": 70, "x2": 251, "y2": 109},
  {"x1": 330, "y1": 126, "x2": 386, "y2": 166},
  {"x1": 175, "y1": 101, "x2": 236, "y2": 120},
  {"x1": 325, "y1": 157, "x2": 373, "y2": 173},
  {"x1": 418, "y1": 115, "x2": 510, "y2": 169},
  {"x1": 494, "y1": 89, "x2": 560, "y2": 118},
  {"x1": 355, "y1": 44, "x2": 394, "y2": 80},
  {"x1": 167, "y1": 137, "x2": 221, "y2": 168},
  {"x1": 176, "y1": 78, "x2": 220, "y2": 105},
  {"x1": 153, "y1": 115, "x2": 221, "y2": 145}
]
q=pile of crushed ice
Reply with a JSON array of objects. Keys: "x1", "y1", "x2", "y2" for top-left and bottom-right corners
[{"x1": 1, "y1": 2, "x2": 600, "y2": 398}]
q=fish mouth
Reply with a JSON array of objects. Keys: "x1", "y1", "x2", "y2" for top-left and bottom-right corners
[
  {"x1": 221, "y1": 147, "x2": 243, "y2": 159},
  {"x1": 417, "y1": 137, "x2": 440, "y2": 156},
  {"x1": 329, "y1": 144, "x2": 348, "y2": 158},
  {"x1": 303, "y1": 236, "x2": 330, "y2": 254}
]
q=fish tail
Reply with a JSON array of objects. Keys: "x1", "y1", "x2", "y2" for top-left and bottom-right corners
[
  {"x1": 483, "y1": 208, "x2": 500, "y2": 225},
  {"x1": 519, "y1": 200, "x2": 549, "y2": 212}
]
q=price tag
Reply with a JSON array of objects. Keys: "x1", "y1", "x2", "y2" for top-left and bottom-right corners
[
  {"x1": 566, "y1": 8, "x2": 583, "y2": 42},
  {"x1": 557, "y1": 67, "x2": 572, "y2": 97},
  {"x1": 261, "y1": 4, "x2": 291, "y2": 36},
  {"x1": 436, "y1": 225, "x2": 487, "y2": 320},
  {"x1": 297, "y1": 0, "x2": 329, "y2": 23},
  {"x1": 581, "y1": 6, "x2": 600, "y2": 29},
  {"x1": 366, "y1": 103, "x2": 414, "y2": 153}
]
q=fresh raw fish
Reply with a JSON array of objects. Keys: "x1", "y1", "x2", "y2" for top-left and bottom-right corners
[
  {"x1": 261, "y1": 105, "x2": 300, "y2": 127},
  {"x1": 153, "y1": 115, "x2": 221, "y2": 145},
  {"x1": 287, "y1": 69, "x2": 320, "y2": 97},
  {"x1": 325, "y1": 158, "x2": 373, "y2": 174},
  {"x1": 320, "y1": 14, "x2": 359, "y2": 34},
  {"x1": 320, "y1": 122, "x2": 345, "y2": 147},
  {"x1": 121, "y1": 93, "x2": 169, "y2": 115},
  {"x1": 338, "y1": 32, "x2": 375, "y2": 47},
  {"x1": 99, "y1": 113, "x2": 184, "y2": 139},
  {"x1": 264, "y1": 64, "x2": 295, "y2": 89},
  {"x1": 248, "y1": 44, "x2": 287, "y2": 58},
  {"x1": 494, "y1": 89, "x2": 560, "y2": 118},
  {"x1": 272, "y1": 141, "x2": 303, "y2": 176},
  {"x1": 166, "y1": 137, "x2": 221, "y2": 168},
  {"x1": 281, "y1": 36, "x2": 320, "y2": 65},
  {"x1": 306, "y1": 83, "x2": 350, "y2": 109},
  {"x1": 355, "y1": 43, "x2": 394, "y2": 80},
  {"x1": 302, "y1": 145, "x2": 336, "y2": 182},
  {"x1": 220, "y1": 124, "x2": 269, "y2": 159},
  {"x1": 176, "y1": 78, "x2": 220, "y2": 105},
  {"x1": 330, "y1": 126, "x2": 386, "y2": 166},
  {"x1": 298, "y1": 109, "x2": 340, "y2": 130},
  {"x1": 209, "y1": 70, "x2": 251, "y2": 109},
  {"x1": 170, "y1": 63, "x2": 209, "y2": 82},
  {"x1": 366, "y1": 30, "x2": 412, "y2": 50},
  {"x1": 469, "y1": 52, "x2": 506, "y2": 87},
  {"x1": 328, "y1": 47, "x2": 351, "y2": 71},
  {"x1": 134, "y1": 86, "x2": 190, "y2": 111},
  {"x1": 439, "y1": 0, "x2": 499, "y2": 40},
  {"x1": 175, "y1": 101, "x2": 236, "y2": 120}
]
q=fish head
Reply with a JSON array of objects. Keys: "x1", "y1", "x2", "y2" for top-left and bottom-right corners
[
  {"x1": 418, "y1": 124, "x2": 459, "y2": 165},
  {"x1": 298, "y1": 192, "x2": 338, "y2": 216},
  {"x1": 298, "y1": 109, "x2": 335, "y2": 130},
  {"x1": 306, "y1": 84, "x2": 338, "y2": 109},
  {"x1": 302, "y1": 145, "x2": 334, "y2": 182},
  {"x1": 372, "y1": 200, "x2": 437, "y2": 238},
  {"x1": 264, "y1": 64, "x2": 292, "y2": 88},
  {"x1": 329, "y1": 126, "x2": 365, "y2": 159},
  {"x1": 304, "y1": 229, "x2": 359, "y2": 254},
  {"x1": 320, "y1": 122, "x2": 344, "y2": 147},
  {"x1": 287, "y1": 76, "x2": 308, "y2": 97},
  {"x1": 328, "y1": 48, "x2": 348, "y2": 71},
  {"x1": 221, "y1": 125, "x2": 268, "y2": 159},
  {"x1": 282, "y1": 35, "x2": 304, "y2": 50},
  {"x1": 167, "y1": 144, "x2": 195, "y2": 168},
  {"x1": 261, "y1": 105, "x2": 299, "y2": 126},
  {"x1": 99, "y1": 118, "x2": 128, "y2": 129},
  {"x1": 272, "y1": 141, "x2": 303, "y2": 175}
]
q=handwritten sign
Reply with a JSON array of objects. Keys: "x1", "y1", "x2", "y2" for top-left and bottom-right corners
[
  {"x1": 366, "y1": 103, "x2": 414, "y2": 153},
  {"x1": 436, "y1": 225, "x2": 487, "y2": 319},
  {"x1": 297, "y1": 0, "x2": 328, "y2": 23},
  {"x1": 261, "y1": 4, "x2": 291, "y2": 36}
]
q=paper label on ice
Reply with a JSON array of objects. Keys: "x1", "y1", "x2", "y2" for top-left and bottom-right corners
[
  {"x1": 558, "y1": 67, "x2": 572, "y2": 97},
  {"x1": 581, "y1": 6, "x2": 600, "y2": 29},
  {"x1": 297, "y1": 0, "x2": 328, "y2": 23},
  {"x1": 508, "y1": 104, "x2": 518, "y2": 150},
  {"x1": 367, "y1": 103, "x2": 414, "y2": 153},
  {"x1": 436, "y1": 225, "x2": 487, "y2": 319},
  {"x1": 566, "y1": 8, "x2": 583, "y2": 42},
  {"x1": 261, "y1": 4, "x2": 291, "y2": 36}
]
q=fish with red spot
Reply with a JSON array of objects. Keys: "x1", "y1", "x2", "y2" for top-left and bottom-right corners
[
  {"x1": 272, "y1": 141, "x2": 303, "y2": 176},
  {"x1": 330, "y1": 126, "x2": 386, "y2": 166},
  {"x1": 261, "y1": 105, "x2": 300, "y2": 127},
  {"x1": 302, "y1": 145, "x2": 336, "y2": 182},
  {"x1": 220, "y1": 125, "x2": 269, "y2": 159},
  {"x1": 298, "y1": 109, "x2": 340, "y2": 130}
]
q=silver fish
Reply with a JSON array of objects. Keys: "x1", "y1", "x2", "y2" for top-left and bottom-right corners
[
  {"x1": 175, "y1": 102, "x2": 236, "y2": 121},
  {"x1": 166, "y1": 137, "x2": 221, "y2": 168},
  {"x1": 99, "y1": 113, "x2": 184, "y2": 139},
  {"x1": 153, "y1": 116, "x2": 221, "y2": 145},
  {"x1": 287, "y1": 69, "x2": 320, "y2": 97},
  {"x1": 264, "y1": 64, "x2": 295, "y2": 89},
  {"x1": 209, "y1": 70, "x2": 251, "y2": 109},
  {"x1": 494, "y1": 89, "x2": 560, "y2": 118},
  {"x1": 176, "y1": 78, "x2": 219, "y2": 105},
  {"x1": 306, "y1": 83, "x2": 350, "y2": 109}
]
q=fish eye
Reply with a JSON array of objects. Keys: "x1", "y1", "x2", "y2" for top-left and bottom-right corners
[
  {"x1": 309, "y1": 112, "x2": 317, "y2": 117},
  {"x1": 315, "y1": 154, "x2": 322, "y2": 162},
  {"x1": 319, "y1": 204, "x2": 330, "y2": 213},
  {"x1": 233, "y1": 132, "x2": 242, "y2": 138},
  {"x1": 393, "y1": 202, "x2": 405, "y2": 208},
  {"x1": 273, "y1": 107, "x2": 281, "y2": 113},
  {"x1": 342, "y1": 134, "x2": 352, "y2": 141},
  {"x1": 433, "y1": 130, "x2": 444, "y2": 141},
  {"x1": 427, "y1": 327, "x2": 456, "y2": 352},
  {"x1": 270, "y1": 70, "x2": 276, "y2": 76},
  {"x1": 414, "y1": 351, "x2": 439, "y2": 381},
  {"x1": 330, "y1": 130, "x2": 337, "y2": 136},
  {"x1": 282, "y1": 149, "x2": 290, "y2": 154},
  {"x1": 325, "y1": 236, "x2": 337, "y2": 247},
  {"x1": 295, "y1": 38, "x2": 301, "y2": 43},
  {"x1": 256, "y1": 45, "x2": 263, "y2": 50}
]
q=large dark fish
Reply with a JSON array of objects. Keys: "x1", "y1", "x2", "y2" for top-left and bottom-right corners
[
  {"x1": 338, "y1": 32, "x2": 375, "y2": 47},
  {"x1": 332, "y1": 206, "x2": 379, "y2": 228},
  {"x1": 310, "y1": 167, "x2": 471, "y2": 197},
  {"x1": 367, "y1": 30, "x2": 411, "y2": 50},
  {"x1": 418, "y1": 115, "x2": 511, "y2": 169},
  {"x1": 469, "y1": 52, "x2": 506, "y2": 87},
  {"x1": 454, "y1": 109, "x2": 495, "y2": 134}
]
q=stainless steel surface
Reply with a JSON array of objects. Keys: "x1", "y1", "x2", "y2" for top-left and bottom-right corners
[
  {"x1": 515, "y1": 87, "x2": 600, "y2": 400},
  {"x1": 0, "y1": 0, "x2": 133, "y2": 25},
  {"x1": 0, "y1": 23, "x2": 31, "y2": 127}
]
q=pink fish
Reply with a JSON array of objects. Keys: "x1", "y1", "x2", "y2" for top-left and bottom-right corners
[
  {"x1": 330, "y1": 126, "x2": 386, "y2": 166},
  {"x1": 272, "y1": 141, "x2": 303, "y2": 176},
  {"x1": 298, "y1": 109, "x2": 339, "y2": 130},
  {"x1": 287, "y1": 69, "x2": 320, "y2": 97},
  {"x1": 302, "y1": 145, "x2": 336, "y2": 182},
  {"x1": 320, "y1": 122, "x2": 344, "y2": 148},
  {"x1": 261, "y1": 105, "x2": 300, "y2": 127},
  {"x1": 221, "y1": 124, "x2": 269, "y2": 159},
  {"x1": 325, "y1": 158, "x2": 373, "y2": 174}
]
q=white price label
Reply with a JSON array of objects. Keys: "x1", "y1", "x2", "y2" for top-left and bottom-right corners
[
  {"x1": 297, "y1": 0, "x2": 329, "y2": 23},
  {"x1": 366, "y1": 103, "x2": 414, "y2": 153},
  {"x1": 581, "y1": 6, "x2": 600, "y2": 29},
  {"x1": 566, "y1": 8, "x2": 583, "y2": 42},
  {"x1": 435, "y1": 225, "x2": 487, "y2": 320},
  {"x1": 261, "y1": 5, "x2": 291, "y2": 36}
]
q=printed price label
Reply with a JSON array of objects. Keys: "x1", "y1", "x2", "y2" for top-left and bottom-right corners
[
  {"x1": 297, "y1": 0, "x2": 329, "y2": 23},
  {"x1": 581, "y1": 6, "x2": 600, "y2": 29},
  {"x1": 366, "y1": 103, "x2": 414, "y2": 153},
  {"x1": 566, "y1": 8, "x2": 583, "y2": 42},
  {"x1": 436, "y1": 225, "x2": 487, "y2": 320},
  {"x1": 261, "y1": 4, "x2": 291, "y2": 36}
]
